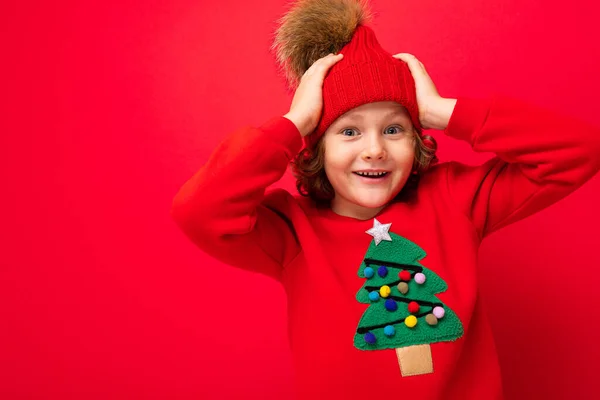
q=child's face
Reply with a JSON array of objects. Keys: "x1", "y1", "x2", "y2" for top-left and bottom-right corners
[{"x1": 322, "y1": 101, "x2": 416, "y2": 219}]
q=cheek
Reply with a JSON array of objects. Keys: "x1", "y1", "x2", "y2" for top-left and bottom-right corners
[
  {"x1": 394, "y1": 142, "x2": 416, "y2": 168},
  {"x1": 325, "y1": 158, "x2": 347, "y2": 173},
  {"x1": 323, "y1": 155, "x2": 355, "y2": 192},
  {"x1": 324, "y1": 148, "x2": 355, "y2": 172},
  {"x1": 324, "y1": 161, "x2": 350, "y2": 188},
  {"x1": 400, "y1": 153, "x2": 415, "y2": 169}
]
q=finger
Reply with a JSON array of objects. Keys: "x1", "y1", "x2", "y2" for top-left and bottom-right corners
[
  {"x1": 306, "y1": 53, "x2": 343, "y2": 77},
  {"x1": 316, "y1": 53, "x2": 344, "y2": 71},
  {"x1": 314, "y1": 53, "x2": 343, "y2": 68},
  {"x1": 306, "y1": 53, "x2": 334, "y2": 72},
  {"x1": 320, "y1": 52, "x2": 342, "y2": 61},
  {"x1": 392, "y1": 53, "x2": 428, "y2": 78},
  {"x1": 303, "y1": 54, "x2": 329, "y2": 77},
  {"x1": 392, "y1": 52, "x2": 416, "y2": 62},
  {"x1": 393, "y1": 53, "x2": 423, "y2": 68}
]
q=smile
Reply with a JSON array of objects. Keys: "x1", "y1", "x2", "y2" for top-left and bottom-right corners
[{"x1": 353, "y1": 171, "x2": 389, "y2": 178}]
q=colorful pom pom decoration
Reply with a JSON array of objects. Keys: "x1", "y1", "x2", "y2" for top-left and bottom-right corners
[
  {"x1": 433, "y1": 306, "x2": 445, "y2": 319},
  {"x1": 399, "y1": 270, "x2": 411, "y2": 281},
  {"x1": 405, "y1": 315, "x2": 417, "y2": 328},
  {"x1": 383, "y1": 325, "x2": 396, "y2": 336},
  {"x1": 364, "y1": 332, "x2": 376, "y2": 344},
  {"x1": 384, "y1": 299, "x2": 398, "y2": 311},
  {"x1": 368, "y1": 291, "x2": 380, "y2": 302},
  {"x1": 379, "y1": 285, "x2": 391, "y2": 298},
  {"x1": 397, "y1": 282, "x2": 409, "y2": 294},
  {"x1": 408, "y1": 301, "x2": 420, "y2": 314},
  {"x1": 414, "y1": 272, "x2": 426, "y2": 284},
  {"x1": 364, "y1": 267, "x2": 374, "y2": 278},
  {"x1": 377, "y1": 266, "x2": 388, "y2": 277},
  {"x1": 426, "y1": 314, "x2": 438, "y2": 326}
]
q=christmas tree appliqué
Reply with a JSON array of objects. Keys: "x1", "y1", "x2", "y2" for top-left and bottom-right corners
[{"x1": 355, "y1": 219, "x2": 464, "y2": 376}]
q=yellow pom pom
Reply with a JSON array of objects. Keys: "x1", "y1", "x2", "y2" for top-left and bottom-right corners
[
  {"x1": 405, "y1": 315, "x2": 417, "y2": 328},
  {"x1": 379, "y1": 285, "x2": 391, "y2": 298}
]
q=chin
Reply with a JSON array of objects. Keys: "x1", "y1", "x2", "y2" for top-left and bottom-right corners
[{"x1": 351, "y1": 193, "x2": 393, "y2": 209}]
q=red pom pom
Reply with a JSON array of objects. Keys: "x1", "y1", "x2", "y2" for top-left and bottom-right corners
[
  {"x1": 408, "y1": 301, "x2": 420, "y2": 314},
  {"x1": 399, "y1": 270, "x2": 411, "y2": 281}
]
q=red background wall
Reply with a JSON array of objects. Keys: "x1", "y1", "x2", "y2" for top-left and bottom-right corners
[{"x1": 2, "y1": 0, "x2": 599, "y2": 398}]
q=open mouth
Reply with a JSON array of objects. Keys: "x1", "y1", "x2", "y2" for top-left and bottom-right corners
[{"x1": 353, "y1": 171, "x2": 389, "y2": 179}]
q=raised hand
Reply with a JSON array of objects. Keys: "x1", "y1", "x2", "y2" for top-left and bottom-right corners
[
  {"x1": 392, "y1": 53, "x2": 456, "y2": 130},
  {"x1": 284, "y1": 53, "x2": 344, "y2": 137}
]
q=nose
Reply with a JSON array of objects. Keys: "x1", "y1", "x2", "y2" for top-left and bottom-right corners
[{"x1": 361, "y1": 132, "x2": 387, "y2": 160}]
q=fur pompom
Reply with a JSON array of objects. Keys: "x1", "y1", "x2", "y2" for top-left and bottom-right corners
[{"x1": 272, "y1": 0, "x2": 373, "y2": 90}]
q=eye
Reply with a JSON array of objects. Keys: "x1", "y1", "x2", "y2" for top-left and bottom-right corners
[
  {"x1": 385, "y1": 125, "x2": 405, "y2": 135},
  {"x1": 341, "y1": 128, "x2": 359, "y2": 137}
]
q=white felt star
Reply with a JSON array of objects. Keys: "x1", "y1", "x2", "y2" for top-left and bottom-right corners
[{"x1": 365, "y1": 218, "x2": 392, "y2": 245}]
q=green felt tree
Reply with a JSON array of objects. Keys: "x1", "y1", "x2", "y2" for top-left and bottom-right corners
[{"x1": 354, "y1": 219, "x2": 464, "y2": 376}]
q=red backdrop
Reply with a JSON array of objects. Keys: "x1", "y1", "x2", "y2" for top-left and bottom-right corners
[{"x1": 2, "y1": 0, "x2": 599, "y2": 399}]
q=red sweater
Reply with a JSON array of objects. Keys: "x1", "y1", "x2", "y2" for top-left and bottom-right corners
[{"x1": 171, "y1": 97, "x2": 599, "y2": 399}]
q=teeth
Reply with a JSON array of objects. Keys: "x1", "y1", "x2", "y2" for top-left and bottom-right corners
[{"x1": 356, "y1": 171, "x2": 387, "y2": 177}]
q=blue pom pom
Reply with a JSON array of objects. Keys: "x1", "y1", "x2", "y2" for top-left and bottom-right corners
[
  {"x1": 384, "y1": 299, "x2": 398, "y2": 311},
  {"x1": 364, "y1": 332, "x2": 376, "y2": 344},
  {"x1": 368, "y1": 291, "x2": 380, "y2": 302},
  {"x1": 364, "y1": 267, "x2": 374, "y2": 278},
  {"x1": 384, "y1": 325, "x2": 395, "y2": 336},
  {"x1": 377, "y1": 266, "x2": 388, "y2": 277}
]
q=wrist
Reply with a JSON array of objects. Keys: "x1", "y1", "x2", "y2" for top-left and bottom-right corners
[
  {"x1": 423, "y1": 97, "x2": 457, "y2": 130},
  {"x1": 283, "y1": 112, "x2": 312, "y2": 137}
]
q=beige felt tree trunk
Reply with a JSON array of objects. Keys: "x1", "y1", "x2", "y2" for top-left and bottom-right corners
[{"x1": 395, "y1": 344, "x2": 433, "y2": 376}]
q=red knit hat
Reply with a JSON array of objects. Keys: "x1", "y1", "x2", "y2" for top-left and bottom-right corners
[
  {"x1": 311, "y1": 24, "x2": 421, "y2": 149},
  {"x1": 272, "y1": 0, "x2": 421, "y2": 150}
]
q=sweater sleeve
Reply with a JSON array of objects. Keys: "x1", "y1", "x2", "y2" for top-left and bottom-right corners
[
  {"x1": 170, "y1": 116, "x2": 304, "y2": 281},
  {"x1": 444, "y1": 96, "x2": 600, "y2": 240}
]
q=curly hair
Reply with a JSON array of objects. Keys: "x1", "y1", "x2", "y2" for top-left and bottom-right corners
[{"x1": 290, "y1": 130, "x2": 438, "y2": 205}]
